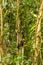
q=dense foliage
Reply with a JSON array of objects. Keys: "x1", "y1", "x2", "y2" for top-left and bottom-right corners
[{"x1": 0, "y1": 0, "x2": 43, "y2": 65}]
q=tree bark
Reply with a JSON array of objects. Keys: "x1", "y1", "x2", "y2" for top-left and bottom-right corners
[{"x1": 33, "y1": 0, "x2": 43, "y2": 65}]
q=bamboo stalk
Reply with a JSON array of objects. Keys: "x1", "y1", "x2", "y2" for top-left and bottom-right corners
[
  {"x1": 0, "y1": 5, "x2": 4, "y2": 65},
  {"x1": 16, "y1": 0, "x2": 20, "y2": 65},
  {"x1": 16, "y1": 0, "x2": 24, "y2": 65},
  {"x1": 16, "y1": 0, "x2": 20, "y2": 54},
  {"x1": 21, "y1": 47, "x2": 24, "y2": 65},
  {"x1": 33, "y1": 0, "x2": 43, "y2": 65},
  {"x1": 0, "y1": 4, "x2": 4, "y2": 57},
  {"x1": 0, "y1": 4, "x2": 6, "y2": 65}
]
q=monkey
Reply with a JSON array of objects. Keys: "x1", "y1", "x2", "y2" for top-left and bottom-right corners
[
  {"x1": 17, "y1": 40, "x2": 24, "y2": 49},
  {"x1": 20, "y1": 30, "x2": 24, "y2": 34},
  {"x1": 15, "y1": 29, "x2": 25, "y2": 49},
  {"x1": 37, "y1": 35, "x2": 41, "y2": 39}
]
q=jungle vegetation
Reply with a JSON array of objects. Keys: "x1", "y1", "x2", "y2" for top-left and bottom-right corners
[{"x1": 0, "y1": 0, "x2": 43, "y2": 65}]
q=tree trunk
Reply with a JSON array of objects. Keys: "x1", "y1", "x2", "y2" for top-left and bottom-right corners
[{"x1": 33, "y1": 0, "x2": 43, "y2": 65}]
